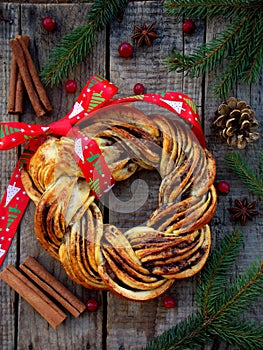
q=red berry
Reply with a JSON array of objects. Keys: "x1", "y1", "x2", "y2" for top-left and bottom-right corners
[
  {"x1": 133, "y1": 83, "x2": 145, "y2": 95},
  {"x1": 42, "y1": 17, "x2": 56, "y2": 32},
  {"x1": 86, "y1": 298, "x2": 99, "y2": 312},
  {"x1": 65, "y1": 79, "x2": 77, "y2": 93},
  {"x1": 118, "y1": 42, "x2": 133, "y2": 58},
  {"x1": 182, "y1": 19, "x2": 196, "y2": 34},
  {"x1": 217, "y1": 180, "x2": 230, "y2": 194},
  {"x1": 163, "y1": 295, "x2": 176, "y2": 309}
]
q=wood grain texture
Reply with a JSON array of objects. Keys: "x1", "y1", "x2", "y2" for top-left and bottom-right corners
[
  {"x1": 110, "y1": 1, "x2": 185, "y2": 97},
  {"x1": 16, "y1": 3, "x2": 106, "y2": 350},
  {"x1": 107, "y1": 3, "x2": 207, "y2": 349},
  {"x1": 3, "y1": 0, "x2": 87, "y2": 3},
  {"x1": 1, "y1": 3, "x2": 106, "y2": 350},
  {"x1": 0, "y1": 2, "x2": 262, "y2": 350},
  {"x1": 0, "y1": 4, "x2": 20, "y2": 350},
  {"x1": 203, "y1": 17, "x2": 263, "y2": 350}
]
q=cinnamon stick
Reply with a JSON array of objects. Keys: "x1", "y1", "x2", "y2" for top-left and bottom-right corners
[
  {"x1": 9, "y1": 38, "x2": 46, "y2": 117},
  {"x1": 8, "y1": 36, "x2": 30, "y2": 114},
  {"x1": 16, "y1": 35, "x2": 52, "y2": 113},
  {"x1": 0, "y1": 265, "x2": 67, "y2": 329},
  {"x1": 20, "y1": 256, "x2": 86, "y2": 317},
  {"x1": 14, "y1": 36, "x2": 30, "y2": 114},
  {"x1": 7, "y1": 53, "x2": 18, "y2": 113},
  {"x1": 14, "y1": 71, "x2": 24, "y2": 114}
]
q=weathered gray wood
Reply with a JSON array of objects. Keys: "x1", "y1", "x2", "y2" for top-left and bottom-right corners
[
  {"x1": 182, "y1": 18, "x2": 205, "y2": 108},
  {"x1": 0, "y1": 4, "x2": 21, "y2": 350},
  {"x1": 16, "y1": 3, "x2": 106, "y2": 350},
  {"x1": 0, "y1": 2, "x2": 262, "y2": 350},
  {"x1": 107, "y1": 2, "x2": 207, "y2": 349},
  {"x1": 204, "y1": 16, "x2": 263, "y2": 272},
  {"x1": 109, "y1": 0, "x2": 191, "y2": 100},
  {"x1": 203, "y1": 16, "x2": 263, "y2": 350},
  {"x1": 0, "y1": 3, "x2": 106, "y2": 350}
]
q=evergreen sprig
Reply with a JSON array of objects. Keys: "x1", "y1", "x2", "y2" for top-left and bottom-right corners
[
  {"x1": 210, "y1": 320, "x2": 263, "y2": 349},
  {"x1": 41, "y1": 0, "x2": 128, "y2": 86},
  {"x1": 225, "y1": 151, "x2": 263, "y2": 196},
  {"x1": 196, "y1": 230, "x2": 243, "y2": 316},
  {"x1": 143, "y1": 230, "x2": 263, "y2": 350},
  {"x1": 164, "y1": 0, "x2": 263, "y2": 98},
  {"x1": 164, "y1": 0, "x2": 263, "y2": 19}
]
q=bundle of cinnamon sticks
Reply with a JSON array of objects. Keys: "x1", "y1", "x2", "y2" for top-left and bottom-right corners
[
  {"x1": 0, "y1": 256, "x2": 86, "y2": 329},
  {"x1": 8, "y1": 35, "x2": 52, "y2": 117}
]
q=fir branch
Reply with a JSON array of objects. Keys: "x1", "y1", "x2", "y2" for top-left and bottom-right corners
[
  {"x1": 241, "y1": 15, "x2": 263, "y2": 84},
  {"x1": 196, "y1": 230, "x2": 243, "y2": 316},
  {"x1": 143, "y1": 231, "x2": 263, "y2": 350},
  {"x1": 143, "y1": 311, "x2": 211, "y2": 350},
  {"x1": 213, "y1": 14, "x2": 259, "y2": 97},
  {"x1": 213, "y1": 261, "x2": 263, "y2": 321},
  {"x1": 166, "y1": 18, "x2": 247, "y2": 78},
  {"x1": 225, "y1": 151, "x2": 263, "y2": 196},
  {"x1": 164, "y1": 0, "x2": 263, "y2": 19},
  {"x1": 41, "y1": 0, "x2": 128, "y2": 86},
  {"x1": 41, "y1": 24, "x2": 94, "y2": 86},
  {"x1": 210, "y1": 320, "x2": 263, "y2": 350},
  {"x1": 260, "y1": 152, "x2": 263, "y2": 177},
  {"x1": 164, "y1": 0, "x2": 263, "y2": 98}
]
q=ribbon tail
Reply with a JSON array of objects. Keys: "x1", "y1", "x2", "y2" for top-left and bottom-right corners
[
  {"x1": 0, "y1": 122, "x2": 46, "y2": 150},
  {"x1": 0, "y1": 139, "x2": 41, "y2": 267},
  {"x1": 35, "y1": 74, "x2": 119, "y2": 136},
  {"x1": 0, "y1": 75, "x2": 118, "y2": 266},
  {"x1": 72, "y1": 130, "x2": 115, "y2": 199},
  {"x1": 0, "y1": 74, "x2": 118, "y2": 151}
]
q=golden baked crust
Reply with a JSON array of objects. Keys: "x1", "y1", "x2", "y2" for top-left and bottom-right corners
[{"x1": 21, "y1": 104, "x2": 217, "y2": 301}]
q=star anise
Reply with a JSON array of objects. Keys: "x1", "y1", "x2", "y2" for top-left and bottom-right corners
[
  {"x1": 228, "y1": 198, "x2": 259, "y2": 226},
  {"x1": 131, "y1": 21, "x2": 158, "y2": 47}
]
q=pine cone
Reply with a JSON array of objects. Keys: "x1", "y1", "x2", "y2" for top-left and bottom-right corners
[{"x1": 213, "y1": 97, "x2": 259, "y2": 149}]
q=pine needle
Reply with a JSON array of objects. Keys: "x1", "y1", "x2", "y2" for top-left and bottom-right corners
[
  {"x1": 164, "y1": 0, "x2": 263, "y2": 98},
  {"x1": 241, "y1": 16, "x2": 263, "y2": 84},
  {"x1": 166, "y1": 17, "x2": 247, "y2": 77},
  {"x1": 225, "y1": 151, "x2": 263, "y2": 196},
  {"x1": 143, "y1": 231, "x2": 263, "y2": 350},
  {"x1": 41, "y1": 0, "x2": 129, "y2": 86},
  {"x1": 213, "y1": 14, "x2": 258, "y2": 97},
  {"x1": 259, "y1": 152, "x2": 263, "y2": 177},
  {"x1": 143, "y1": 311, "x2": 210, "y2": 350},
  {"x1": 164, "y1": 0, "x2": 263, "y2": 19},
  {"x1": 210, "y1": 320, "x2": 263, "y2": 350},
  {"x1": 196, "y1": 230, "x2": 243, "y2": 316},
  {"x1": 214, "y1": 261, "x2": 263, "y2": 320}
]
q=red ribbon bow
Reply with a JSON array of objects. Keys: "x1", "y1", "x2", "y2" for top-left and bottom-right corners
[
  {"x1": 0, "y1": 74, "x2": 117, "y2": 266},
  {"x1": 0, "y1": 74, "x2": 205, "y2": 267},
  {"x1": 0, "y1": 74, "x2": 118, "y2": 150}
]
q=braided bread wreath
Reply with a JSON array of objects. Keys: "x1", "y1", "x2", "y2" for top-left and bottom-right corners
[{"x1": 21, "y1": 102, "x2": 217, "y2": 301}]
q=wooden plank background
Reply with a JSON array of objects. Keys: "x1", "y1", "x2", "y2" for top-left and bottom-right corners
[{"x1": 1, "y1": 1, "x2": 262, "y2": 350}]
